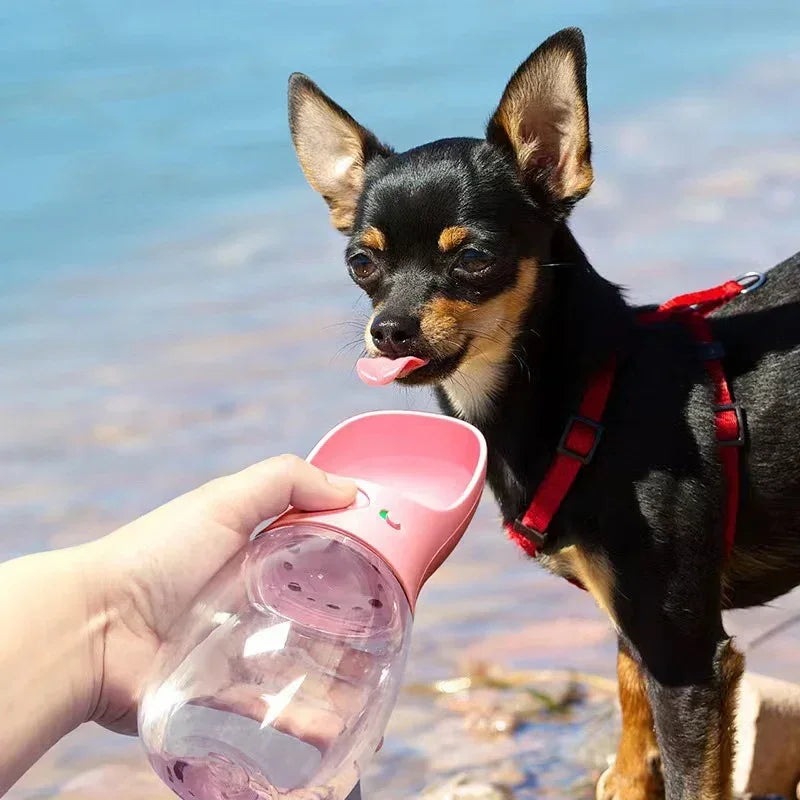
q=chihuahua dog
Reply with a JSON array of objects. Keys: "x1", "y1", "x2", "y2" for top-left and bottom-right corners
[{"x1": 288, "y1": 28, "x2": 800, "y2": 800}]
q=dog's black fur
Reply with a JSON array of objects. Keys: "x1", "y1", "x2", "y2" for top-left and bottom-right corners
[{"x1": 288, "y1": 27, "x2": 800, "y2": 800}]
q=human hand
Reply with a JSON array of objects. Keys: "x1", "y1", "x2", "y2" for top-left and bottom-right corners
[{"x1": 81, "y1": 455, "x2": 356, "y2": 734}]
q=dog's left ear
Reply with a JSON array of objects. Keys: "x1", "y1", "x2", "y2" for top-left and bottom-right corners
[{"x1": 487, "y1": 27, "x2": 592, "y2": 215}]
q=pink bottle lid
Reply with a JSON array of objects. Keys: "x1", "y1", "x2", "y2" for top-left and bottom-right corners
[{"x1": 266, "y1": 411, "x2": 487, "y2": 611}]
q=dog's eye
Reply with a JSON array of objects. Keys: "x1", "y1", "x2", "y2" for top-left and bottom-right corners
[
  {"x1": 348, "y1": 253, "x2": 377, "y2": 281},
  {"x1": 456, "y1": 248, "x2": 491, "y2": 273}
]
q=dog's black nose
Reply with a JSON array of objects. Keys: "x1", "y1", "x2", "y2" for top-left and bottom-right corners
[{"x1": 370, "y1": 312, "x2": 421, "y2": 357}]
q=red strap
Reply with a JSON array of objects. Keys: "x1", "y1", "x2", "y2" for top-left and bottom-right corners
[
  {"x1": 681, "y1": 313, "x2": 742, "y2": 558},
  {"x1": 507, "y1": 276, "x2": 748, "y2": 577},
  {"x1": 663, "y1": 281, "x2": 744, "y2": 559},
  {"x1": 656, "y1": 279, "x2": 743, "y2": 316},
  {"x1": 637, "y1": 279, "x2": 743, "y2": 326},
  {"x1": 505, "y1": 356, "x2": 616, "y2": 565}
]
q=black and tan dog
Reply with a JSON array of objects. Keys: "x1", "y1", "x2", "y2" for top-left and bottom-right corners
[{"x1": 287, "y1": 28, "x2": 800, "y2": 800}]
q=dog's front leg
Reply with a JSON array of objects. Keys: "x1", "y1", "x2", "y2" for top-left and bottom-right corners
[
  {"x1": 643, "y1": 636, "x2": 744, "y2": 800},
  {"x1": 597, "y1": 639, "x2": 664, "y2": 800}
]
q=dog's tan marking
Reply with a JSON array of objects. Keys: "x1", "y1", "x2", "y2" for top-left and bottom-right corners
[
  {"x1": 437, "y1": 225, "x2": 469, "y2": 252},
  {"x1": 722, "y1": 543, "x2": 800, "y2": 607},
  {"x1": 360, "y1": 226, "x2": 387, "y2": 251},
  {"x1": 419, "y1": 297, "x2": 476, "y2": 353},
  {"x1": 543, "y1": 544, "x2": 619, "y2": 628},
  {"x1": 437, "y1": 258, "x2": 539, "y2": 420},
  {"x1": 597, "y1": 649, "x2": 663, "y2": 800},
  {"x1": 699, "y1": 640, "x2": 743, "y2": 800}
]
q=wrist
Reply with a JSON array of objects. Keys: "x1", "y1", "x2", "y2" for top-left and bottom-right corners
[
  {"x1": 21, "y1": 547, "x2": 99, "y2": 725},
  {"x1": 0, "y1": 547, "x2": 99, "y2": 792},
  {"x1": 69, "y1": 542, "x2": 109, "y2": 725}
]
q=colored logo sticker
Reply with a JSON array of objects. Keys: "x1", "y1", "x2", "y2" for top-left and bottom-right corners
[{"x1": 379, "y1": 509, "x2": 401, "y2": 530}]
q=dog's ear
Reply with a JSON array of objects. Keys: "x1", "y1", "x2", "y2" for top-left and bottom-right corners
[
  {"x1": 487, "y1": 28, "x2": 592, "y2": 215},
  {"x1": 288, "y1": 74, "x2": 392, "y2": 234}
]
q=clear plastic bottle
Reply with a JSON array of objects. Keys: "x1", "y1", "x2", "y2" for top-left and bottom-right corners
[
  {"x1": 139, "y1": 523, "x2": 411, "y2": 800},
  {"x1": 139, "y1": 411, "x2": 486, "y2": 800}
]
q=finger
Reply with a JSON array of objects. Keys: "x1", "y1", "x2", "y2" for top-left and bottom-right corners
[{"x1": 201, "y1": 455, "x2": 357, "y2": 536}]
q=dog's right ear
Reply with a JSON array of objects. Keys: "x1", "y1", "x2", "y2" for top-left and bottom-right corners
[{"x1": 288, "y1": 74, "x2": 392, "y2": 234}]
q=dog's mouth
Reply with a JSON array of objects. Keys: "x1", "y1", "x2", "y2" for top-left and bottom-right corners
[{"x1": 357, "y1": 342, "x2": 470, "y2": 388}]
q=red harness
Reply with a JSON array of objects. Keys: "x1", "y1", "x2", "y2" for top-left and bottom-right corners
[{"x1": 505, "y1": 273, "x2": 765, "y2": 579}]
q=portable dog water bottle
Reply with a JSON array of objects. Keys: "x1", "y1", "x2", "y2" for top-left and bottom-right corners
[{"x1": 139, "y1": 411, "x2": 487, "y2": 800}]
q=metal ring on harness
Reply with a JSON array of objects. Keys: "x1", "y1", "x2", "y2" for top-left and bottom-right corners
[{"x1": 736, "y1": 271, "x2": 766, "y2": 294}]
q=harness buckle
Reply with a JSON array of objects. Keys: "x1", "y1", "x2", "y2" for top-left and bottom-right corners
[
  {"x1": 512, "y1": 517, "x2": 547, "y2": 549},
  {"x1": 715, "y1": 403, "x2": 746, "y2": 447},
  {"x1": 735, "y1": 272, "x2": 766, "y2": 294},
  {"x1": 557, "y1": 415, "x2": 604, "y2": 465},
  {"x1": 698, "y1": 341, "x2": 726, "y2": 361}
]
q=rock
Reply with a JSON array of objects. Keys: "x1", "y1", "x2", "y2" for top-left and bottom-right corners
[{"x1": 421, "y1": 774, "x2": 514, "y2": 800}]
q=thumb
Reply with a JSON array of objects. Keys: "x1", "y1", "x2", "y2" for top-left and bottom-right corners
[{"x1": 200, "y1": 455, "x2": 357, "y2": 536}]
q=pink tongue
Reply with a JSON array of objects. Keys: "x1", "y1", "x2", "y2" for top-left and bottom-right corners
[{"x1": 356, "y1": 356, "x2": 429, "y2": 386}]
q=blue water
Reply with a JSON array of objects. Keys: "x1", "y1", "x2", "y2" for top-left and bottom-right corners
[{"x1": 2, "y1": 0, "x2": 800, "y2": 288}]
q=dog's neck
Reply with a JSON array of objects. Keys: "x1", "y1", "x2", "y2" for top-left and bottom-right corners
[{"x1": 435, "y1": 223, "x2": 632, "y2": 524}]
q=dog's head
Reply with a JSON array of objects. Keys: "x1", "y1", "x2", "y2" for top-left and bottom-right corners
[{"x1": 288, "y1": 28, "x2": 592, "y2": 418}]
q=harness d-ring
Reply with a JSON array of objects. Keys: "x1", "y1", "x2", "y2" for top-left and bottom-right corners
[{"x1": 736, "y1": 271, "x2": 766, "y2": 294}]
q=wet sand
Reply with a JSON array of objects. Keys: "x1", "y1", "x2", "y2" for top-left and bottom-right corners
[{"x1": 3, "y1": 54, "x2": 800, "y2": 799}]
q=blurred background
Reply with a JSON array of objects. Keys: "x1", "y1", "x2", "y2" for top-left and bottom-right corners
[{"x1": 2, "y1": 1, "x2": 800, "y2": 798}]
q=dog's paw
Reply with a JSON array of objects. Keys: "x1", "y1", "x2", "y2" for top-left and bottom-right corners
[{"x1": 596, "y1": 751, "x2": 664, "y2": 800}]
